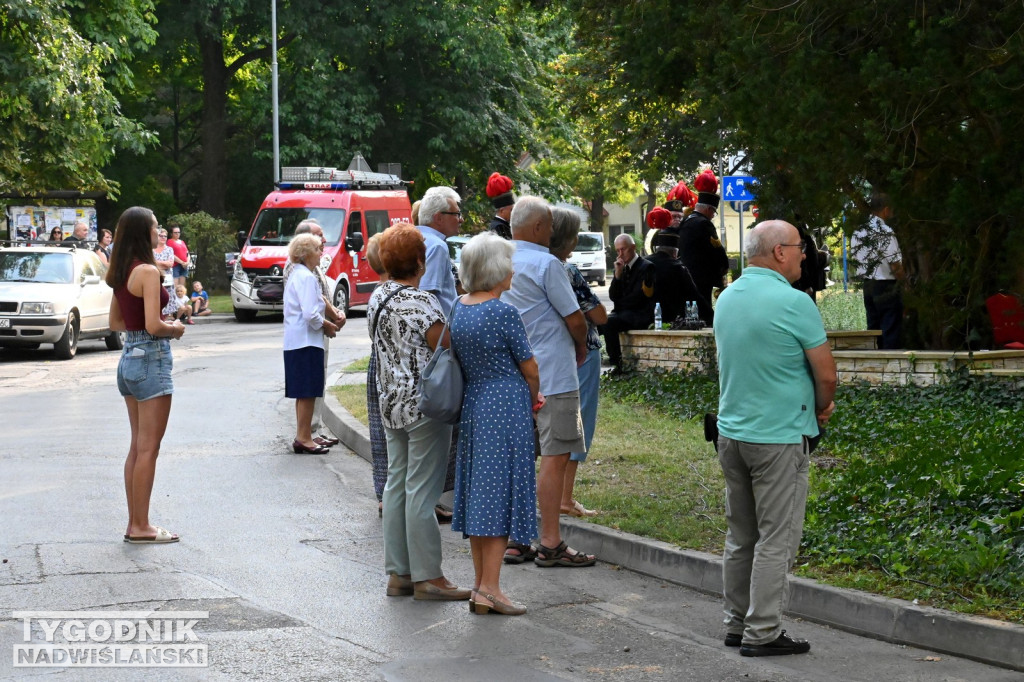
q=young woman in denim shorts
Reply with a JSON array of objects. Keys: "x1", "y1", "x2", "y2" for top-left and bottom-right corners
[{"x1": 106, "y1": 207, "x2": 186, "y2": 544}]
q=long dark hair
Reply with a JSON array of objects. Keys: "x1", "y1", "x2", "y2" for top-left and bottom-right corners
[{"x1": 105, "y1": 207, "x2": 156, "y2": 288}]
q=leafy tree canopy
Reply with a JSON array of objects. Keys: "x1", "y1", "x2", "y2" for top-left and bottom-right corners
[
  {"x1": 0, "y1": 0, "x2": 156, "y2": 195},
  {"x1": 105, "y1": 0, "x2": 558, "y2": 225},
  {"x1": 572, "y1": 0, "x2": 1024, "y2": 348}
]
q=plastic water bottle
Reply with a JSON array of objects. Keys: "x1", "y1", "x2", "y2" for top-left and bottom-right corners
[
  {"x1": 654, "y1": 302, "x2": 662, "y2": 330},
  {"x1": 692, "y1": 301, "x2": 701, "y2": 328}
]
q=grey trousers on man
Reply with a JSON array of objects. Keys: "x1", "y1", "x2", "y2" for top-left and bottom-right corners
[{"x1": 717, "y1": 437, "x2": 809, "y2": 645}]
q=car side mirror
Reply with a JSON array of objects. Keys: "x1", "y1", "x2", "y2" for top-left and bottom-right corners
[
  {"x1": 236, "y1": 230, "x2": 248, "y2": 250},
  {"x1": 345, "y1": 232, "x2": 364, "y2": 252}
]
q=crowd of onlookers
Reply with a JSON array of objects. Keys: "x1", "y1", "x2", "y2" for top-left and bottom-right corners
[
  {"x1": 106, "y1": 171, "x2": 840, "y2": 655},
  {"x1": 280, "y1": 181, "x2": 607, "y2": 616},
  {"x1": 277, "y1": 173, "x2": 844, "y2": 658},
  {"x1": 148, "y1": 225, "x2": 210, "y2": 324},
  {"x1": 32, "y1": 218, "x2": 212, "y2": 324}
]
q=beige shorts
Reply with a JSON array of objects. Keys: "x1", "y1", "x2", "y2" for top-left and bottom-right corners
[{"x1": 535, "y1": 390, "x2": 586, "y2": 456}]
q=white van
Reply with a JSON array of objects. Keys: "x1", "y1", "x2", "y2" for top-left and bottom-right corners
[{"x1": 568, "y1": 231, "x2": 606, "y2": 286}]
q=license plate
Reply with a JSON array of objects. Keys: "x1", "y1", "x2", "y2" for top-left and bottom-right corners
[{"x1": 0, "y1": 318, "x2": 9, "y2": 328}]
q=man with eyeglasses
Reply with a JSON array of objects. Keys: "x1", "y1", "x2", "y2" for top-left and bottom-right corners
[
  {"x1": 676, "y1": 169, "x2": 730, "y2": 306},
  {"x1": 713, "y1": 220, "x2": 837, "y2": 657},
  {"x1": 416, "y1": 186, "x2": 463, "y2": 315},
  {"x1": 414, "y1": 186, "x2": 464, "y2": 522}
]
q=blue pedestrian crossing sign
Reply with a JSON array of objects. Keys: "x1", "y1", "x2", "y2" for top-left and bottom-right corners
[{"x1": 722, "y1": 175, "x2": 757, "y2": 202}]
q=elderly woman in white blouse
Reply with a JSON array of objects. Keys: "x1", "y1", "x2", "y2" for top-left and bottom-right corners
[{"x1": 283, "y1": 233, "x2": 339, "y2": 455}]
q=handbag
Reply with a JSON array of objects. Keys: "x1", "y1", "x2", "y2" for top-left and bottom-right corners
[
  {"x1": 257, "y1": 281, "x2": 284, "y2": 302},
  {"x1": 417, "y1": 299, "x2": 464, "y2": 424}
]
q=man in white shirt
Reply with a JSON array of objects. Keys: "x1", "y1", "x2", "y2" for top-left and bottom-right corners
[{"x1": 850, "y1": 194, "x2": 904, "y2": 349}]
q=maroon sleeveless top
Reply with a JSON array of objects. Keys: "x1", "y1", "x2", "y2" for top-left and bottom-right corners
[{"x1": 114, "y1": 261, "x2": 169, "y2": 331}]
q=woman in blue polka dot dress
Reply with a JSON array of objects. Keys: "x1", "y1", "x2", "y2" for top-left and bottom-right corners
[{"x1": 450, "y1": 233, "x2": 543, "y2": 616}]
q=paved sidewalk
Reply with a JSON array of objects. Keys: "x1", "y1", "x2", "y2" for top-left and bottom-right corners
[{"x1": 322, "y1": 373, "x2": 1024, "y2": 673}]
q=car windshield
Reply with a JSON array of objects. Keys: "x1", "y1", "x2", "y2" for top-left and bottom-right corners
[
  {"x1": 0, "y1": 252, "x2": 74, "y2": 283},
  {"x1": 247, "y1": 208, "x2": 345, "y2": 246},
  {"x1": 575, "y1": 234, "x2": 603, "y2": 252}
]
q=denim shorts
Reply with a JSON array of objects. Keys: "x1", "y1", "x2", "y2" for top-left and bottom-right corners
[
  {"x1": 172, "y1": 264, "x2": 187, "y2": 278},
  {"x1": 116, "y1": 331, "x2": 173, "y2": 401}
]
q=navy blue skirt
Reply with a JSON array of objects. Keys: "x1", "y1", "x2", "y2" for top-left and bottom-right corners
[{"x1": 284, "y1": 346, "x2": 325, "y2": 399}]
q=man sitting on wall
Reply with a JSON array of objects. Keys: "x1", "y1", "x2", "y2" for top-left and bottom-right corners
[{"x1": 601, "y1": 234, "x2": 654, "y2": 372}]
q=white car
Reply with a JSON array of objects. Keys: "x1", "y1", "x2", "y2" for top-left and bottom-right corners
[
  {"x1": 568, "y1": 231, "x2": 607, "y2": 286},
  {"x1": 0, "y1": 244, "x2": 125, "y2": 359}
]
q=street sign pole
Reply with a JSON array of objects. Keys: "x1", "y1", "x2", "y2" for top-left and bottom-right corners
[
  {"x1": 723, "y1": 176, "x2": 757, "y2": 275},
  {"x1": 718, "y1": 156, "x2": 726, "y2": 251}
]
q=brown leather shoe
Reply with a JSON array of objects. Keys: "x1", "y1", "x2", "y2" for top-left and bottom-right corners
[
  {"x1": 386, "y1": 574, "x2": 414, "y2": 597},
  {"x1": 413, "y1": 580, "x2": 471, "y2": 601}
]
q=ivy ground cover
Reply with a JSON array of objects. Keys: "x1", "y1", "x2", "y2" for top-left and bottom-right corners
[{"x1": 602, "y1": 370, "x2": 1024, "y2": 622}]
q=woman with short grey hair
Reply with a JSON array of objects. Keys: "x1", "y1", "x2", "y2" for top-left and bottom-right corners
[
  {"x1": 549, "y1": 207, "x2": 606, "y2": 518},
  {"x1": 283, "y1": 233, "x2": 340, "y2": 455},
  {"x1": 458, "y1": 231, "x2": 514, "y2": 292},
  {"x1": 449, "y1": 232, "x2": 541, "y2": 616}
]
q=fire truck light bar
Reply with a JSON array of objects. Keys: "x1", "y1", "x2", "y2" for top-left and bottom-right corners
[{"x1": 279, "y1": 166, "x2": 404, "y2": 189}]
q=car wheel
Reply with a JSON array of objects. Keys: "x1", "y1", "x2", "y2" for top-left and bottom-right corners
[
  {"x1": 333, "y1": 282, "x2": 350, "y2": 316},
  {"x1": 233, "y1": 307, "x2": 258, "y2": 322},
  {"x1": 54, "y1": 311, "x2": 79, "y2": 360},
  {"x1": 105, "y1": 330, "x2": 126, "y2": 351},
  {"x1": 598, "y1": 278, "x2": 606, "y2": 287}
]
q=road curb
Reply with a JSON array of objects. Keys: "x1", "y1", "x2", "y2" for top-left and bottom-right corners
[{"x1": 323, "y1": 382, "x2": 1024, "y2": 672}]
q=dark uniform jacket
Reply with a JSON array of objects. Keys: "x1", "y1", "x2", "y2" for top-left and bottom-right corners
[
  {"x1": 487, "y1": 215, "x2": 512, "y2": 240},
  {"x1": 673, "y1": 211, "x2": 729, "y2": 304},
  {"x1": 645, "y1": 251, "x2": 714, "y2": 326},
  {"x1": 609, "y1": 255, "x2": 656, "y2": 325},
  {"x1": 791, "y1": 223, "x2": 827, "y2": 297}
]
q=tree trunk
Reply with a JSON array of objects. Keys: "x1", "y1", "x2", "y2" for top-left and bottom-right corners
[
  {"x1": 197, "y1": 24, "x2": 227, "y2": 218},
  {"x1": 589, "y1": 193, "x2": 604, "y2": 233},
  {"x1": 644, "y1": 178, "x2": 657, "y2": 223}
]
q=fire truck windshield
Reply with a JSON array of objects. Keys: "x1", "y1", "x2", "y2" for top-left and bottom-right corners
[{"x1": 248, "y1": 208, "x2": 345, "y2": 246}]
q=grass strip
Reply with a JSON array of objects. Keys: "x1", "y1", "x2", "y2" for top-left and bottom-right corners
[{"x1": 331, "y1": 360, "x2": 1024, "y2": 623}]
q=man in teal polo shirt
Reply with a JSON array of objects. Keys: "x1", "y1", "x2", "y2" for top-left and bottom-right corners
[{"x1": 714, "y1": 220, "x2": 837, "y2": 657}]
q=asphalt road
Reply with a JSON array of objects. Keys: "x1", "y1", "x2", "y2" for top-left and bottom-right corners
[{"x1": 0, "y1": 315, "x2": 1019, "y2": 681}]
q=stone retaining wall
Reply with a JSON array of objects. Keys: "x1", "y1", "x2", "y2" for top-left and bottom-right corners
[{"x1": 621, "y1": 329, "x2": 1024, "y2": 385}]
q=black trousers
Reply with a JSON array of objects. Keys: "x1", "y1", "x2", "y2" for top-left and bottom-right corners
[
  {"x1": 601, "y1": 310, "x2": 652, "y2": 366},
  {"x1": 863, "y1": 279, "x2": 903, "y2": 349}
]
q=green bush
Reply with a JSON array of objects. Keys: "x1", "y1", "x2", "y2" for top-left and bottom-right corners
[
  {"x1": 817, "y1": 288, "x2": 866, "y2": 330},
  {"x1": 603, "y1": 368, "x2": 1024, "y2": 603},
  {"x1": 167, "y1": 211, "x2": 236, "y2": 290}
]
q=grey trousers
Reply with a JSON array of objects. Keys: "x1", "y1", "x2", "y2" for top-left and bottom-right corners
[
  {"x1": 382, "y1": 416, "x2": 453, "y2": 582},
  {"x1": 718, "y1": 436, "x2": 809, "y2": 645}
]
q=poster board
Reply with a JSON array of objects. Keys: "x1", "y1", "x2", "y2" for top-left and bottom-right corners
[{"x1": 6, "y1": 206, "x2": 97, "y2": 242}]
